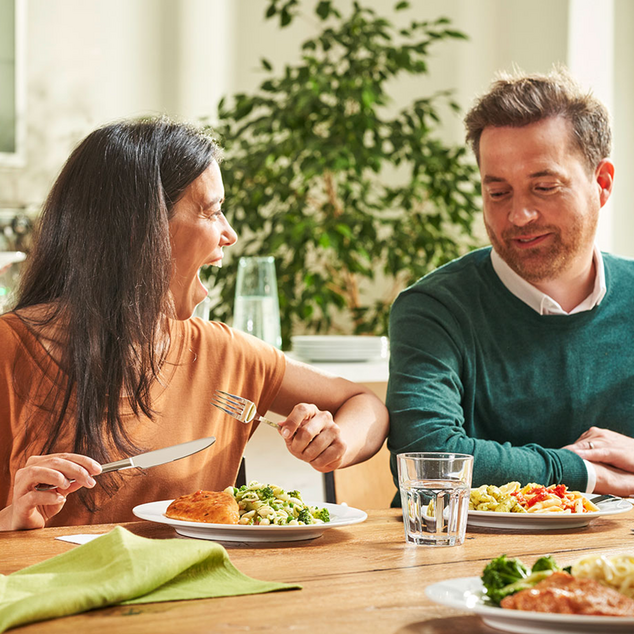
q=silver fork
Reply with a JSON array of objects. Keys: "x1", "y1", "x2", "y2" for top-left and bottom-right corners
[
  {"x1": 212, "y1": 390, "x2": 280, "y2": 429},
  {"x1": 590, "y1": 494, "x2": 622, "y2": 505}
]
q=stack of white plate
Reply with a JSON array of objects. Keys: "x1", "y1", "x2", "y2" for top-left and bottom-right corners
[
  {"x1": 0, "y1": 251, "x2": 26, "y2": 268},
  {"x1": 291, "y1": 335, "x2": 389, "y2": 363}
]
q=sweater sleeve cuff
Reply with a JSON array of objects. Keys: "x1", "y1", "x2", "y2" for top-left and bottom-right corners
[{"x1": 583, "y1": 459, "x2": 597, "y2": 493}]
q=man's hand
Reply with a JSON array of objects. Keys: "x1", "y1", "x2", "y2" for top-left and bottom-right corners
[
  {"x1": 277, "y1": 403, "x2": 347, "y2": 473},
  {"x1": 588, "y1": 463, "x2": 634, "y2": 496},
  {"x1": 563, "y1": 427, "x2": 634, "y2": 495}
]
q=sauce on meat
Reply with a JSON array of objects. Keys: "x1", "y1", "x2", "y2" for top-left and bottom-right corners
[{"x1": 501, "y1": 571, "x2": 634, "y2": 616}]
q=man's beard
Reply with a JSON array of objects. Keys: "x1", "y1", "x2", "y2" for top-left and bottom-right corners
[{"x1": 486, "y1": 216, "x2": 596, "y2": 284}]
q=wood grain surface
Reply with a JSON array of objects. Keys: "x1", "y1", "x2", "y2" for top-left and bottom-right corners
[{"x1": 1, "y1": 508, "x2": 633, "y2": 633}]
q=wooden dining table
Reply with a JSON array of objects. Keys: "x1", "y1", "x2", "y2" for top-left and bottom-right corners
[{"x1": 2, "y1": 508, "x2": 633, "y2": 633}]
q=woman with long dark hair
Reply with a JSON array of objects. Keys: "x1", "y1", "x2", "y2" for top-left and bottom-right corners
[{"x1": 0, "y1": 117, "x2": 389, "y2": 530}]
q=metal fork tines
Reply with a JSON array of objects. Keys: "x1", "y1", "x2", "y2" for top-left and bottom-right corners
[
  {"x1": 212, "y1": 390, "x2": 280, "y2": 429},
  {"x1": 590, "y1": 494, "x2": 622, "y2": 505}
]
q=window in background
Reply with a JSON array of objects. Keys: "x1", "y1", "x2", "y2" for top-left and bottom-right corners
[{"x1": 0, "y1": 0, "x2": 25, "y2": 166}]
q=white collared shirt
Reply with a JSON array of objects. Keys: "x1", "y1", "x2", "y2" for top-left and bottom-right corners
[
  {"x1": 490, "y1": 244, "x2": 606, "y2": 316},
  {"x1": 490, "y1": 245, "x2": 605, "y2": 492}
]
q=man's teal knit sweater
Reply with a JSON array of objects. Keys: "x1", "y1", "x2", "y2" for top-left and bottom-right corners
[{"x1": 386, "y1": 247, "x2": 634, "y2": 496}]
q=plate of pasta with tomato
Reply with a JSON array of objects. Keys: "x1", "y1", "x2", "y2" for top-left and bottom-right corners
[{"x1": 467, "y1": 482, "x2": 633, "y2": 529}]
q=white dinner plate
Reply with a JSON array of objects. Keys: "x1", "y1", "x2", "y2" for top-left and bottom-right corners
[
  {"x1": 467, "y1": 494, "x2": 633, "y2": 530},
  {"x1": 425, "y1": 576, "x2": 634, "y2": 634},
  {"x1": 132, "y1": 500, "x2": 367, "y2": 542}
]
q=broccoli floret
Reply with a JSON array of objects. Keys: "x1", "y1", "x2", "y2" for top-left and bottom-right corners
[
  {"x1": 482, "y1": 555, "x2": 561, "y2": 605},
  {"x1": 287, "y1": 490, "x2": 302, "y2": 500},
  {"x1": 481, "y1": 555, "x2": 529, "y2": 605},
  {"x1": 258, "y1": 486, "x2": 275, "y2": 500},
  {"x1": 531, "y1": 555, "x2": 560, "y2": 573},
  {"x1": 297, "y1": 508, "x2": 313, "y2": 524},
  {"x1": 315, "y1": 507, "x2": 330, "y2": 523},
  {"x1": 492, "y1": 570, "x2": 555, "y2": 601}
]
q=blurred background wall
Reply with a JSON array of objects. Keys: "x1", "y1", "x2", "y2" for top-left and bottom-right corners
[{"x1": 0, "y1": 0, "x2": 632, "y2": 251}]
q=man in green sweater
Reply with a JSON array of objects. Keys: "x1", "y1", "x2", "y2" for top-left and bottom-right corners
[{"x1": 387, "y1": 67, "x2": 634, "y2": 499}]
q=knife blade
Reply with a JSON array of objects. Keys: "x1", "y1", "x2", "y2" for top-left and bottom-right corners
[{"x1": 35, "y1": 436, "x2": 216, "y2": 491}]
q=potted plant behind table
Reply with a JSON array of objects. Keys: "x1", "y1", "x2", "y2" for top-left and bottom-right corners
[{"x1": 201, "y1": 0, "x2": 482, "y2": 349}]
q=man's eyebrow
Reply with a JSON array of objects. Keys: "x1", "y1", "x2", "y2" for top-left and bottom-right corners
[
  {"x1": 529, "y1": 169, "x2": 563, "y2": 179},
  {"x1": 482, "y1": 170, "x2": 565, "y2": 185},
  {"x1": 482, "y1": 175, "x2": 506, "y2": 185}
]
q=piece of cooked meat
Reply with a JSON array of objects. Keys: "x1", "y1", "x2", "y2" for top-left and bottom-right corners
[
  {"x1": 165, "y1": 490, "x2": 240, "y2": 524},
  {"x1": 501, "y1": 571, "x2": 634, "y2": 616}
]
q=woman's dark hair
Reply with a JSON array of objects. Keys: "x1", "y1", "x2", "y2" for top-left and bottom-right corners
[{"x1": 14, "y1": 117, "x2": 221, "y2": 505}]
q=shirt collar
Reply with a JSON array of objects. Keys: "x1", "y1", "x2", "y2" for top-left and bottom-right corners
[{"x1": 490, "y1": 244, "x2": 606, "y2": 316}]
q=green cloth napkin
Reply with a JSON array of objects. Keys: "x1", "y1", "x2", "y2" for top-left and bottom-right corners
[{"x1": 0, "y1": 526, "x2": 300, "y2": 633}]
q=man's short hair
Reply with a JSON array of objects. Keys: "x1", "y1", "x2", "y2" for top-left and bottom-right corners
[{"x1": 464, "y1": 66, "x2": 611, "y2": 172}]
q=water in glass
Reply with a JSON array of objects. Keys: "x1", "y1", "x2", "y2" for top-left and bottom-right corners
[
  {"x1": 233, "y1": 256, "x2": 282, "y2": 349},
  {"x1": 400, "y1": 478, "x2": 470, "y2": 546},
  {"x1": 233, "y1": 295, "x2": 281, "y2": 348}
]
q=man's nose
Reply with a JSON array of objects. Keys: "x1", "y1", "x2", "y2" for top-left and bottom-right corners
[{"x1": 508, "y1": 197, "x2": 538, "y2": 226}]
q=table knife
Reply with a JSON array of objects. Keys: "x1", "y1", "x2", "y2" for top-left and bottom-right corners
[{"x1": 35, "y1": 436, "x2": 216, "y2": 491}]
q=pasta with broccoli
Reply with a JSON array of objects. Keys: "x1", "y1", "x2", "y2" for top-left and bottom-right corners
[{"x1": 224, "y1": 480, "x2": 331, "y2": 526}]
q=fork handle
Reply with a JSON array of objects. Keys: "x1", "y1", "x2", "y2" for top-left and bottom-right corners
[{"x1": 256, "y1": 415, "x2": 280, "y2": 430}]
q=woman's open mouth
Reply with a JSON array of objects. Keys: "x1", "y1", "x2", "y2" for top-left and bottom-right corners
[{"x1": 208, "y1": 249, "x2": 224, "y2": 268}]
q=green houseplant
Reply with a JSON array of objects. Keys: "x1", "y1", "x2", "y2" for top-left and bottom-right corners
[{"x1": 202, "y1": 0, "x2": 481, "y2": 348}]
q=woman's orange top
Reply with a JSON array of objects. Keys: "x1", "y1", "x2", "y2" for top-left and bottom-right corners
[{"x1": 0, "y1": 313, "x2": 286, "y2": 525}]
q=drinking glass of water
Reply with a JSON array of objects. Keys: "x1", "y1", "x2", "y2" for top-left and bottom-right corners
[
  {"x1": 233, "y1": 256, "x2": 282, "y2": 349},
  {"x1": 397, "y1": 452, "x2": 473, "y2": 547}
]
